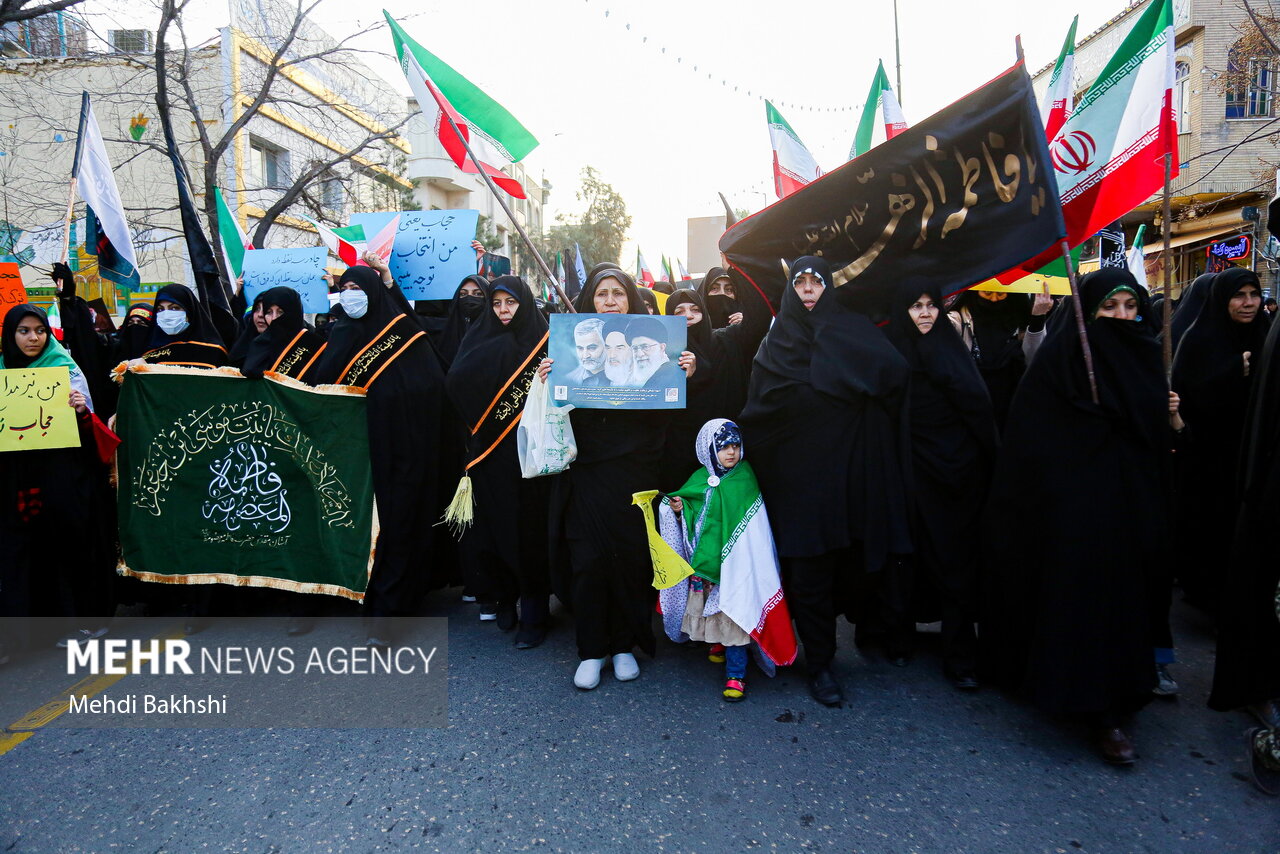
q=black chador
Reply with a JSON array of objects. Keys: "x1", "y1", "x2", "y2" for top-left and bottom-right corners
[
  {"x1": 140, "y1": 284, "x2": 229, "y2": 369},
  {"x1": 240, "y1": 287, "x2": 326, "y2": 381},
  {"x1": 311, "y1": 267, "x2": 448, "y2": 623},
  {"x1": 444, "y1": 276, "x2": 551, "y2": 644}
]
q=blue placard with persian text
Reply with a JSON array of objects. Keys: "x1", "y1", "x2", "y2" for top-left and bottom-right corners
[
  {"x1": 242, "y1": 247, "x2": 330, "y2": 314},
  {"x1": 350, "y1": 210, "x2": 479, "y2": 300}
]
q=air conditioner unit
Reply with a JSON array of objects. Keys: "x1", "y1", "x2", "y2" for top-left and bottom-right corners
[{"x1": 109, "y1": 29, "x2": 153, "y2": 54}]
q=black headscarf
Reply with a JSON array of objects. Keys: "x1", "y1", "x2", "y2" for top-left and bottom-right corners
[
  {"x1": 887, "y1": 281, "x2": 998, "y2": 466},
  {"x1": 433, "y1": 275, "x2": 489, "y2": 368},
  {"x1": 573, "y1": 267, "x2": 648, "y2": 315},
  {"x1": 445, "y1": 275, "x2": 548, "y2": 425},
  {"x1": 739, "y1": 256, "x2": 913, "y2": 567},
  {"x1": 981, "y1": 267, "x2": 1168, "y2": 713},
  {"x1": 637, "y1": 288, "x2": 659, "y2": 315},
  {"x1": 241, "y1": 287, "x2": 314, "y2": 378},
  {"x1": 1169, "y1": 272, "x2": 1214, "y2": 350},
  {"x1": 117, "y1": 303, "x2": 155, "y2": 360},
  {"x1": 697, "y1": 266, "x2": 740, "y2": 329},
  {"x1": 311, "y1": 267, "x2": 408, "y2": 383},
  {"x1": 951, "y1": 289, "x2": 1034, "y2": 370},
  {"x1": 227, "y1": 291, "x2": 270, "y2": 368},
  {"x1": 1169, "y1": 266, "x2": 1268, "y2": 612},
  {"x1": 148, "y1": 284, "x2": 224, "y2": 350}
]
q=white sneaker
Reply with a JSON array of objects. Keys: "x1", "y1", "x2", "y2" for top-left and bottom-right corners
[
  {"x1": 612, "y1": 653, "x2": 639, "y2": 681},
  {"x1": 574, "y1": 657, "x2": 607, "y2": 690}
]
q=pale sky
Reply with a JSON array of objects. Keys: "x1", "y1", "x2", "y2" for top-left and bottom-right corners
[{"x1": 94, "y1": 0, "x2": 1139, "y2": 272}]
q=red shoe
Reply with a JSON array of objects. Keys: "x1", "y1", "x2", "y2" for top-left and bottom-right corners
[
  {"x1": 723, "y1": 678, "x2": 745, "y2": 702},
  {"x1": 708, "y1": 643, "x2": 726, "y2": 663}
]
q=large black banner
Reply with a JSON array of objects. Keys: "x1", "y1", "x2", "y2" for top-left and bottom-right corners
[{"x1": 720, "y1": 62, "x2": 1065, "y2": 314}]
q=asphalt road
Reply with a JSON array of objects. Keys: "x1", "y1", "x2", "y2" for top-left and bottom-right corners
[{"x1": 0, "y1": 591, "x2": 1275, "y2": 853}]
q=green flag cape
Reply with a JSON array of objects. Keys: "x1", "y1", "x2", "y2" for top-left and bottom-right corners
[
  {"x1": 671, "y1": 460, "x2": 764, "y2": 586},
  {"x1": 116, "y1": 366, "x2": 375, "y2": 600}
]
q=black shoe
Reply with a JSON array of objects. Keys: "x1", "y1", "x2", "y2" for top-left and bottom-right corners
[
  {"x1": 948, "y1": 669, "x2": 979, "y2": 691},
  {"x1": 478, "y1": 603, "x2": 498, "y2": 622},
  {"x1": 808, "y1": 669, "x2": 843, "y2": 707},
  {"x1": 887, "y1": 655, "x2": 910, "y2": 668},
  {"x1": 514, "y1": 622, "x2": 547, "y2": 649},
  {"x1": 496, "y1": 602, "x2": 518, "y2": 632}
]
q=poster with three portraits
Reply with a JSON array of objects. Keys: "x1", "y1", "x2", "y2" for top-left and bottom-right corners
[{"x1": 548, "y1": 314, "x2": 687, "y2": 409}]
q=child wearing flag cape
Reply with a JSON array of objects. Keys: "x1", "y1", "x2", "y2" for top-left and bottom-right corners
[{"x1": 657, "y1": 419, "x2": 796, "y2": 701}]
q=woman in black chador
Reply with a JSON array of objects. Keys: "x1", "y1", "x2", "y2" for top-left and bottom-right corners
[
  {"x1": 946, "y1": 289, "x2": 1048, "y2": 429},
  {"x1": 1209, "y1": 300, "x2": 1280, "y2": 732},
  {"x1": 140, "y1": 284, "x2": 228, "y2": 369},
  {"x1": 431, "y1": 275, "x2": 489, "y2": 369},
  {"x1": 1170, "y1": 267, "x2": 1267, "y2": 615},
  {"x1": 738, "y1": 257, "x2": 913, "y2": 707},
  {"x1": 311, "y1": 263, "x2": 447, "y2": 641},
  {"x1": 445, "y1": 276, "x2": 552, "y2": 648},
  {"x1": 886, "y1": 282, "x2": 998, "y2": 690},
  {"x1": 982, "y1": 268, "x2": 1183, "y2": 766},
  {"x1": 538, "y1": 268, "x2": 695, "y2": 690},
  {"x1": 239, "y1": 287, "x2": 327, "y2": 382}
]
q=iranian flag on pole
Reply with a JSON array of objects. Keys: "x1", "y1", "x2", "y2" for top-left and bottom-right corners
[
  {"x1": 850, "y1": 60, "x2": 908, "y2": 158},
  {"x1": 302, "y1": 215, "x2": 365, "y2": 267},
  {"x1": 1050, "y1": 0, "x2": 1177, "y2": 247},
  {"x1": 1042, "y1": 16, "x2": 1079, "y2": 139},
  {"x1": 637, "y1": 249, "x2": 656, "y2": 286},
  {"x1": 215, "y1": 187, "x2": 253, "y2": 281},
  {"x1": 386, "y1": 12, "x2": 536, "y2": 200},
  {"x1": 677, "y1": 258, "x2": 689, "y2": 280},
  {"x1": 766, "y1": 100, "x2": 822, "y2": 198}
]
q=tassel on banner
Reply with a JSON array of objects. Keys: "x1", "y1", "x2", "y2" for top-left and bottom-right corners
[{"x1": 442, "y1": 474, "x2": 475, "y2": 535}]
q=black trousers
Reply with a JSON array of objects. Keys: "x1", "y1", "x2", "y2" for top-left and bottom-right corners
[{"x1": 784, "y1": 548, "x2": 857, "y2": 674}]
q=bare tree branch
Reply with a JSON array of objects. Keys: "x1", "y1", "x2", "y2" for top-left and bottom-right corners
[{"x1": 0, "y1": 0, "x2": 84, "y2": 26}]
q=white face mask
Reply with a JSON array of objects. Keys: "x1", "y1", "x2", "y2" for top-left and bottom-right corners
[
  {"x1": 157, "y1": 309, "x2": 189, "y2": 336},
  {"x1": 339, "y1": 289, "x2": 369, "y2": 319}
]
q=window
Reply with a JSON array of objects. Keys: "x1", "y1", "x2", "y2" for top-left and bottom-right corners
[
  {"x1": 1175, "y1": 61, "x2": 1190, "y2": 129},
  {"x1": 1226, "y1": 44, "x2": 1276, "y2": 118},
  {"x1": 320, "y1": 174, "x2": 343, "y2": 213},
  {"x1": 249, "y1": 139, "x2": 286, "y2": 189}
]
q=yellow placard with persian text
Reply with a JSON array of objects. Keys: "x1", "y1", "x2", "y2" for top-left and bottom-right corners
[
  {"x1": 632, "y1": 489, "x2": 695, "y2": 590},
  {"x1": 0, "y1": 366, "x2": 81, "y2": 452}
]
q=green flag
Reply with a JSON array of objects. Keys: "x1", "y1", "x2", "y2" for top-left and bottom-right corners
[{"x1": 116, "y1": 368, "x2": 376, "y2": 600}]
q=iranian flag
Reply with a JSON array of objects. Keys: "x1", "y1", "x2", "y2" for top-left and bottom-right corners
[
  {"x1": 766, "y1": 100, "x2": 822, "y2": 198},
  {"x1": 214, "y1": 187, "x2": 254, "y2": 281},
  {"x1": 1127, "y1": 223, "x2": 1149, "y2": 289},
  {"x1": 1041, "y1": 15, "x2": 1079, "y2": 139},
  {"x1": 1050, "y1": 0, "x2": 1177, "y2": 248},
  {"x1": 386, "y1": 12, "x2": 536, "y2": 200},
  {"x1": 637, "y1": 249, "x2": 655, "y2": 286},
  {"x1": 850, "y1": 60, "x2": 908, "y2": 158},
  {"x1": 302, "y1": 215, "x2": 365, "y2": 267},
  {"x1": 677, "y1": 258, "x2": 689, "y2": 280}
]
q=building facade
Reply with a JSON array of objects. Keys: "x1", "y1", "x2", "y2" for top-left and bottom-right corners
[
  {"x1": 0, "y1": 6, "x2": 413, "y2": 310},
  {"x1": 1034, "y1": 0, "x2": 1278, "y2": 295}
]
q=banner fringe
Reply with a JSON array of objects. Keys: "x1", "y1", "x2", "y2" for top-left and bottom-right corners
[
  {"x1": 441, "y1": 474, "x2": 474, "y2": 535},
  {"x1": 116, "y1": 562, "x2": 367, "y2": 602}
]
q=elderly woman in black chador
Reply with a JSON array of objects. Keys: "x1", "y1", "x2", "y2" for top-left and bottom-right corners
[
  {"x1": 445, "y1": 276, "x2": 552, "y2": 648},
  {"x1": 311, "y1": 260, "x2": 448, "y2": 643},
  {"x1": 886, "y1": 281, "x2": 998, "y2": 690},
  {"x1": 982, "y1": 268, "x2": 1184, "y2": 766},
  {"x1": 537, "y1": 268, "x2": 696, "y2": 689},
  {"x1": 738, "y1": 257, "x2": 913, "y2": 707}
]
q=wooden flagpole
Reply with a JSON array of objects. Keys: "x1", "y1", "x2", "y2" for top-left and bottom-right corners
[
  {"x1": 60, "y1": 178, "x2": 77, "y2": 264},
  {"x1": 428, "y1": 93, "x2": 575, "y2": 312},
  {"x1": 1162, "y1": 152, "x2": 1174, "y2": 379}
]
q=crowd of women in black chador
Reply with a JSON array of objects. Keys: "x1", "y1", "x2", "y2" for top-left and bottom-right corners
[{"x1": 3, "y1": 255, "x2": 1278, "y2": 779}]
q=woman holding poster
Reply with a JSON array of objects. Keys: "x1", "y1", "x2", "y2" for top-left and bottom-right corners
[
  {"x1": 311, "y1": 261, "x2": 447, "y2": 643},
  {"x1": 539, "y1": 268, "x2": 696, "y2": 689},
  {"x1": 0, "y1": 304, "x2": 115, "y2": 640}
]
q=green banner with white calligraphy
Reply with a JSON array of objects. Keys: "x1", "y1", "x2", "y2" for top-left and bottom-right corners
[{"x1": 116, "y1": 366, "x2": 375, "y2": 600}]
